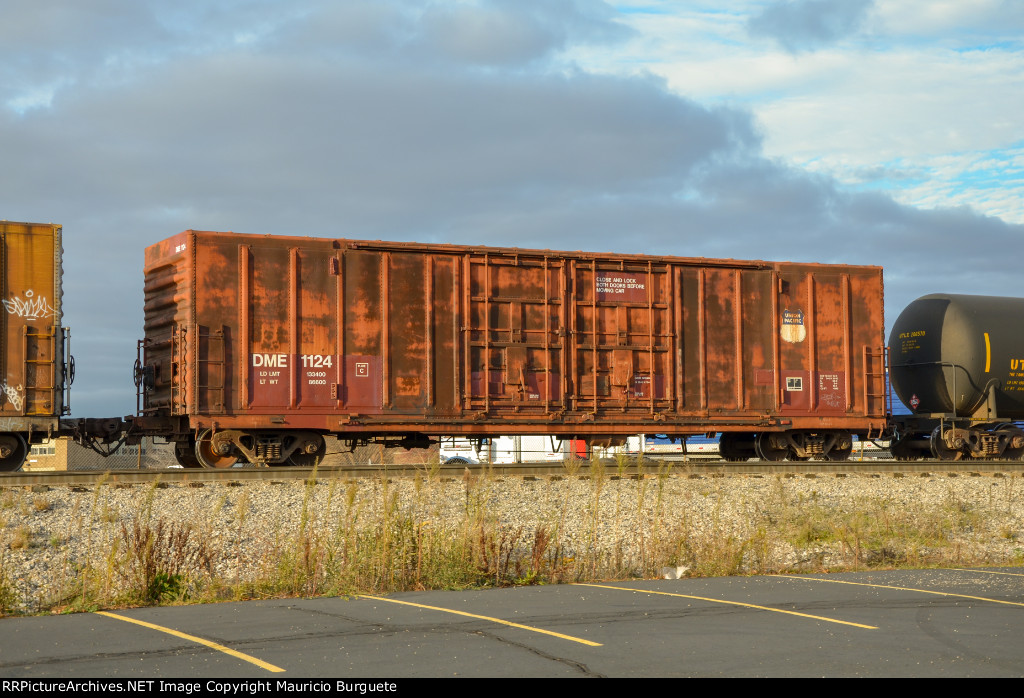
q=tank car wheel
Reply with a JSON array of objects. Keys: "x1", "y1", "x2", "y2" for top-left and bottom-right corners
[
  {"x1": 195, "y1": 429, "x2": 240, "y2": 469},
  {"x1": 930, "y1": 427, "x2": 963, "y2": 461},
  {"x1": 287, "y1": 435, "x2": 327, "y2": 467},
  {"x1": 996, "y1": 424, "x2": 1024, "y2": 460},
  {"x1": 0, "y1": 434, "x2": 28, "y2": 472},
  {"x1": 755, "y1": 433, "x2": 789, "y2": 461}
]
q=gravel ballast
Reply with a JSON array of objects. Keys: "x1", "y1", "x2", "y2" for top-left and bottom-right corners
[{"x1": 2, "y1": 471, "x2": 1023, "y2": 613}]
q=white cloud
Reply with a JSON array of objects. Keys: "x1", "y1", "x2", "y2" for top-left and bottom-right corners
[
  {"x1": 747, "y1": 0, "x2": 874, "y2": 53},
  {"x1": 1, "y1": 0, "x2": 1022, "y2": 416},
  {"x1": 584, "y1": 2, "x2": 1024, "y2": 222},
  {"x1": 874, "y1": 0, "x2": 1024, "y2": 37}
]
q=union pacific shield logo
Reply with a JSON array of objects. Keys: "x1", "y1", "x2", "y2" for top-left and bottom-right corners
[{"x1": 780, "y1": 308, "x2": 806, "y2": 343}]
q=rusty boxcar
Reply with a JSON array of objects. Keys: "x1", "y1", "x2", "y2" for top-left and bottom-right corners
[
  {"x1": 135, "y1": 231, "x2": 887, "y2": 467},
  {"x1": 0, "y1": 221, "x2": 72, "y2": 470}
]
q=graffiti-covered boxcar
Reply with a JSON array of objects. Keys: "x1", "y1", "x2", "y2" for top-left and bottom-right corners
[{"x1": 0, "y1": 221, "x2": 71, "y2": 470}]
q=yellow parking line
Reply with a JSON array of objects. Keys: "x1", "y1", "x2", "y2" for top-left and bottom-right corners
[
  {"x1": 951, "y1": 568, "x2": 1024, "y2": 578},
  {"x1": 785, "y1": 575, "x2": 1024, "y2": 607},
  {"x1": 96, "y1": 611, "x2": 285, "y2": 673},
  {"x1": 358, "y1": 595, "x2": 602, "y2": 646},
  {"x1": 575, "y1": 583, "x2": 877, "y2": 629}
]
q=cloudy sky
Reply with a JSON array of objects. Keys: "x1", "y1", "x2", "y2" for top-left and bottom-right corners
[{"x1": 2, "y1": 0, "x2": 1022, "y2": 416}]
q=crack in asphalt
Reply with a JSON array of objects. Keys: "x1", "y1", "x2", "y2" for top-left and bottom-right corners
[
  {"x1": 914, "y1": 604, "x2": 1024, "y2": 676},
  {"x1": 468, "y1": 629, "x2": 603, "y2": 677}
]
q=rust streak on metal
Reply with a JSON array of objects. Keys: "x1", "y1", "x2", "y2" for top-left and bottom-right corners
[
  {"x1": 132, "y1": 231, "x2": 885, "y2": 442},
  {"x1": 842, "y1": 273, "x2": 851, "y2": 411},
  {"x1": 382, "y1": 251, "x2": 390, "y2": 409},
  {"x1": 543, "y1": 256, "x2": 550, "y2": 414},
  {"x1": 773, "y1": 271, "x2": 781, "y2": 410},
  {"x1": 807, "y1": 273, "x2": 817, "y2": 411},
  {"x1": 426, "y1": 255, "x2": 434, "y2": 407},
  {"x1": 484, "y1": 254, "x2": 491, "y2": 415},
  {"x1": 461, "y1": 254, "x2": 470, "y2": 410},
  {"x1": 452, "y1": 255, "x2": 461, "y2": 412},
  {"x1": 289, "y1": 247, "x2": 298, "y2": 410},
  {"x1": 239, "y1": 245, "x2": 250, "y2": 409},
  {"x1": 591, "y1": 258, "x2": 598, "y2": 416},
  {"x1": 336, "y1": 249, "x2": 344, "y2": 407},
  {"x1": 673, "y1": 266, "x2": 683, "y2": 413},
  {"x1": 734, "y1": 269, "x2": 743, "y2": 410},
  {"x1": 648, "y1": 260, "x2": 655, "y2": 414},
  {"x1": 698, "y1": 268, "x2": 707, "y2": 412}
]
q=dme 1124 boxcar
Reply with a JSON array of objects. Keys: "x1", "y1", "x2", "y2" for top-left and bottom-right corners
[{"x1": 134, "y1": 231, "x2": 887, "y2": 467}]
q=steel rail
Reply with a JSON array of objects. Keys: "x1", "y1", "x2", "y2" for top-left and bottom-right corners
[{"x1": 3, "y1": 458, "x2": 1024, "y2": 487}]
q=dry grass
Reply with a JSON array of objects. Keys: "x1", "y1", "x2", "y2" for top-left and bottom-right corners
[{"x1": 1, "y1": 465, "x2": 1023, "y2": 616}]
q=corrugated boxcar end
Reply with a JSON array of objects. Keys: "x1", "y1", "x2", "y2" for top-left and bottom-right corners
[
  {"x1": 136, "y1": 230, "x2": 886, "y2": 467},
  {"x1": 0, "y1": 221, "x2": 69, "y2": 471}
]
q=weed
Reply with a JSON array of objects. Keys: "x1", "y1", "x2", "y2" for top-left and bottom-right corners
[
  {"x1": 99, "y1": 504, "x2": 117, "y2": 523},
  {"x1": 0, "y1": 565, "x2": 18, "y2": 615},
  {"x1": 6, "y1": 468, "x2": 1024, "y2": 617},
  {"x1": 8, "y1": 526, "x2": 31, "y2": 550},
  {"x1": 119, "y1": 517, "x2": 218, "y2": 604},
  {"x1": 417, "y1": 454, "x2": 443, "y2": 482},
  {"x1": 562, "y1": 455, "x2": 583, "y2": 479}
]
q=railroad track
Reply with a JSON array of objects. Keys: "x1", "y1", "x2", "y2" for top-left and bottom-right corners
[{"x1": 4, "y1": 458, "x2": 1024, "y2": 487}]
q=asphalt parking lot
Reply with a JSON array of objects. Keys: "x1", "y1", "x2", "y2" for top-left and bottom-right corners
[{"x1": 2, "y1": 568, "x2": 1024, "y2": 678}]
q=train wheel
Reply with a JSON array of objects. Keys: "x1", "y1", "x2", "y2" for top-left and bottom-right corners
[
  {"x1": 997, "y1": 424, "x2": 1024, "y2": 460},
  {"x1": 195, "y1": 429, "x2": 240, "y2": 469},
  {"x1": 719, "y1": 433, "x2": 754, "y2": 462},
  {"x1": 0, "y1": 434, "x2": 28, "y2": 472},
  {"x1": 287, "y1": 435, "x2": 326, "y2": 467},
  {"x1": 930, "y1": 427, "x2": 962, "y2": 461},
  {"x1": 827, "y1": 433, "x2": 853, "y2": 461},
  {"x1": 755, "y1": 433, "x2": 789, "y2": 461},
  {"x1": 174, "y1": 439, "x2": 202, "y2": 468}
]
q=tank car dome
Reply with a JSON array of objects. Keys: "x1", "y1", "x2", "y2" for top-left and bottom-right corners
[{"x1": 889, "y1": 294, "x2": 1024, "y2": 419}]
